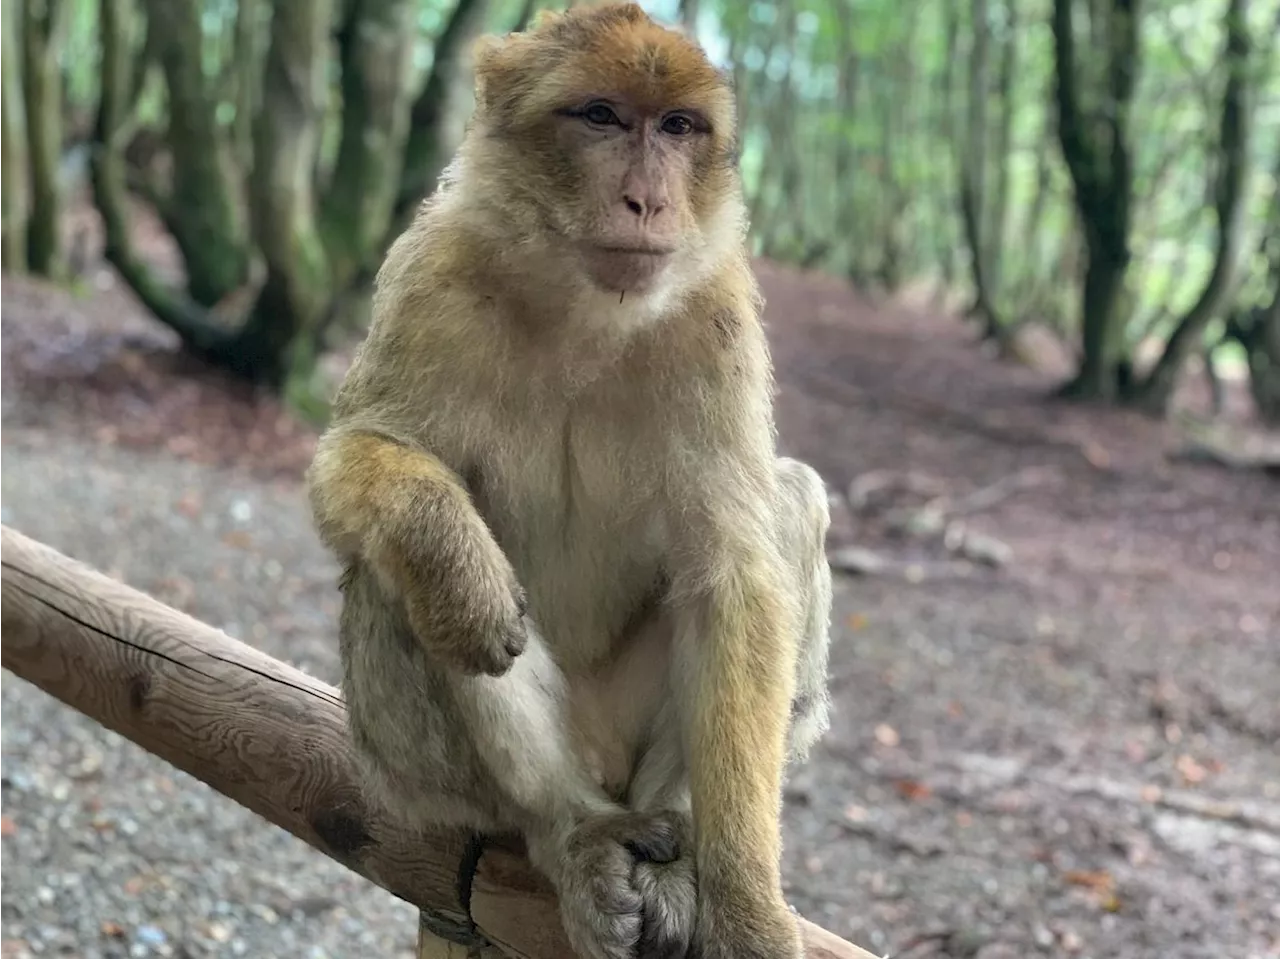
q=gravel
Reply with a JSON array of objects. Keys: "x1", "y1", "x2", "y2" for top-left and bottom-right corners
[{"x1": 1, "y1": 432, "x2": 419, "y2": 959}]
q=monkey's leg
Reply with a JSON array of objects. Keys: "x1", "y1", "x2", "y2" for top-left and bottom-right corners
[
  {"x1": 631, "y1": 460, "x2": 832, "y2": 807},
  {"x1": 668, "y1": 456, "x2": 833, "y2": 959},
  {"x1": 339, "y1": 566, "x2": 693, "y2": 959},
  {"x1": 773, "y1": 457, "x2": 834, "y2": 764},
  {"x1": 628, "y1": 459, "x2": 832, "y2": 959}
]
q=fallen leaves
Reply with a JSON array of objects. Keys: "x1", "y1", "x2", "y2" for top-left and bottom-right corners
[
  {"x1": 221, "y1": 530, "x2": 253, "y2": 549},
  {"x1": 1175, "y1": 753, "x2": 1222, "y2": 785},
  {"x1": 1063, "y1": 869, "x2": 1122, "y2": 912},
  {"x1": 893, "y1": 779, "x2": 933, "y2": 802}
]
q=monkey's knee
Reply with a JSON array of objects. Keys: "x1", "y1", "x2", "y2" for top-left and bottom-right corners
[
  {"x1": 774, "y1": 457, "x2": 831, "y2": 552},
  {"x1": 773, "y1": 457, "x2": 834, "y2": 763}
]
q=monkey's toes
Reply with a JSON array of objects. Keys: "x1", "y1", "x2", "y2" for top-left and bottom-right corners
[
  {"x1": 635, "y1": 854, "x2": 696, "y2": 959},
  {"x1": 693, "y1": 901, "x2": 802, "y2": 959},
  {"x1": 558, "y1": 826, "x2": 645, "y2": 959},
  {"x1": 622, "y1": 812, "x2": 684, "y2": 865}
]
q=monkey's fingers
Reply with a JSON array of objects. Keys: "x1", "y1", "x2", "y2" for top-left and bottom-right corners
[
  {"x1": 622, "y1": 812, "x2": 684, "y2": 864},
  {"x1": 405, "y1": 597, "x2": 527, "y2": 677}
]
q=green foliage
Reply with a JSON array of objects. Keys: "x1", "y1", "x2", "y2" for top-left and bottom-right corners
[
  {"x1": 16, "y1": 0, "x2": 1280, "y2": 418},
  {"x1": 696, "y1": 0, "x2": 1279, "y2": 392}
]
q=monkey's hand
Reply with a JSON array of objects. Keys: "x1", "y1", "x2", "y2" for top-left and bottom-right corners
[{"x1": 400, "y1": 537, "x2": 529, "y2": 677}]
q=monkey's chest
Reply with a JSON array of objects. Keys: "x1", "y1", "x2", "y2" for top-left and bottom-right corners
[{"x1": 466, "y1": 413, "x2": 671, "y2": 662}]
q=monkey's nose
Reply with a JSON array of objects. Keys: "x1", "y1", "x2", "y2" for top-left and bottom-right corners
[{"x1": 623, "y1": 194, "x2": 667, "y2": 218}]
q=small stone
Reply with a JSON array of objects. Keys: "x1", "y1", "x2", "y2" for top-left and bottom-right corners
[
  {"x1": 957, "y1": 531, "x2": 1013, "y2": 567},
  {"x1": 827, "y1": 547, "x2": 888, "y2": 576},
  {"x1": 134, "y1": 926, "x2": 166, "y2": 948},
  {"x1": 873, "y1": 724, "x2": 900, "y2": 747}
]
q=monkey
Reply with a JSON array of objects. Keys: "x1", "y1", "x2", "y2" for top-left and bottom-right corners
[{"x1": 305, "y1": 5, "x2": 833, "y2": 959}]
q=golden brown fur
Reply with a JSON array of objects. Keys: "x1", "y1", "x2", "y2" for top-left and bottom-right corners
[{"x1": 307, "y1": 5, "x2": 832, "y2": 958}]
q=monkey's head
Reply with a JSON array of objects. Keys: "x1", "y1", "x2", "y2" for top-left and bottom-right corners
[{"x1": 463, "y1": 2, "x2": 744, "y2": 300}]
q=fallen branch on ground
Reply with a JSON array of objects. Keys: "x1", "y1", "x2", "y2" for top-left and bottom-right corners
[{"x1": 0, "y1": 524, "x2": 878, "y2": 959}]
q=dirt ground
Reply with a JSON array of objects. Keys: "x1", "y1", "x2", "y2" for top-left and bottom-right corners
[{"x1": 2, "y1": 255, "x2": 1278, "y2": 959}]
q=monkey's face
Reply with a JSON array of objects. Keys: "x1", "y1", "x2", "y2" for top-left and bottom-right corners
[{"x1": 470, "y1": 3, "x2": 743, "y2": 298}]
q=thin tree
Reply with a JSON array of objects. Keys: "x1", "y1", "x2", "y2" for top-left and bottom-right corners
[{"x1": 1129, "y1": 0, "x2": 1256, "y2": 414}]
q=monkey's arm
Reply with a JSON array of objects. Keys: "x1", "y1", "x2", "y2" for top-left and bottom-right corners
[{"x1": 307, "y1": 423, "x2": 528, "y2": 677}]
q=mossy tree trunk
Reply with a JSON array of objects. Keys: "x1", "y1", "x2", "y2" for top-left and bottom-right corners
[
  {"x1": 1051, "y1": 0, "x2": 1141, "y2": 400},
  {"x1": 392, "y1": 0, "x2": 493, "y2": 233},
  {"x1": 142, "y1": 0, "x2": 252, "y2": 306},
  {"x1": 2, "y1": 0, "x2": 30, "y2": 273},
  {"x1": 92, "y1": 0, "x2": 496, "y2": 396},
  {"x1": 20, "y1": 0, "x2": 67, "y2": 277},
  {"x1": 335, "y1": 0, "x2": 494, "y2": 336}
]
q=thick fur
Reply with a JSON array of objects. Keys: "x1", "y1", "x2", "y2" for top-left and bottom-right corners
[{"x1": 306, "y1": 6, "x2": 833, "y2": 959}]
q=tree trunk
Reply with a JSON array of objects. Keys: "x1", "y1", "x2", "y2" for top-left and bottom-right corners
[
  {"x1": 935, "y1": 0, "x2": 962, "y2": 291},
  {"x1": 320, "y1": 0, "x2": 417, "y2": 290},
  {"x1": 1130, "y1": 0, "x2": 1254, "y2": 414},
  {"x1": 1051, "y1": 0, "x2": 1141, "y2": 398},
  {"x1": 235, "y1": 0, "x2": 337, "y2": 390},
  {"x1": 393, "y1": 0, "x2": 494, "y2": 229},
  {"x1": 1250, "y1": 297, "x2": 1280, "y2": 425},
  {"x1": 1065, "y1": 243, "x2": 1130, "y2": 398},
  {"x1": 984, "y1": 0, "x2": 1019, "y2": 317},
  {"x1": 2, "y1": 0, "x2": 30, "y2": 273},
  {"x1": 833, "y1": 0, "x2": 859, "y2": 268},
  {"x1": 232, "y1": 0, "x2": 265, "y2": 171},
  {"x1": 92, "y1": 0, "x2": 230, "y2": 351},
  {"x1": 21, "y1": 0, "x2": 66, "y2": 277},
  {"x1": 143, "y1": 0, "x2": 251, "y2": 306},
  {"x1": 327, "y1": 0, "x2": 493, "y2": 346},
  {"x1": 960, "y1": 0, "x2": 1001, "y2": 329}
]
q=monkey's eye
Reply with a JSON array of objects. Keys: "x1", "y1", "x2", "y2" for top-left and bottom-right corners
[
  {"x1": 660, "y1": 113, "x2": 695, "y2": 136},
  {"x1": 582, "y1": 102, "x2": 622, "y2": 127}
]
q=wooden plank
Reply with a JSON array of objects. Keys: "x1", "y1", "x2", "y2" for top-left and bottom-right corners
[
  {"x1": 0, "y1": 524, "x2": 880, "y2": 959},
  {"x1": 418, "y1": 913, "x2": 503, "y2": 958}
]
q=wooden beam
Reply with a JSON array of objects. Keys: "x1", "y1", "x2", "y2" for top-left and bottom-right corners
[{"x1": 0, "y1": 524, "x2": 880, "y2": 959}]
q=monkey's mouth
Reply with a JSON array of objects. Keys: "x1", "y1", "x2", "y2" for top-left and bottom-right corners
[{"x1": 580, "y1": 244, "x2": 676, "y2": 293}]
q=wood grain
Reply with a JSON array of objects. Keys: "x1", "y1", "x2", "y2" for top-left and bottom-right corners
[{"x1": 0, "y1": 524, "x2": 880, "y2": 959}]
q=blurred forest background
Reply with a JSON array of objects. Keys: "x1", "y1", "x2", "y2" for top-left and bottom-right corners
[
  {"x1": 2, "y1": 0, "x2": 1279, "y2": 421},
  {"x1": 3, "y1": 2, "x2": 1280, "y2": 959}
]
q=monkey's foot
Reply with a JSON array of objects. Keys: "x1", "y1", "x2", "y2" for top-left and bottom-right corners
[
  {"x1": 693, "y1": 899, "x2": 803, "y2": 959},
  {"x1": 552, "y1": 811, "x2": 696, "y2": 959}
]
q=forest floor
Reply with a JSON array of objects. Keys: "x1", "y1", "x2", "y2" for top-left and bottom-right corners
[{"x1": 2, "y1": 254, "x2": 1278, "y2": 959}]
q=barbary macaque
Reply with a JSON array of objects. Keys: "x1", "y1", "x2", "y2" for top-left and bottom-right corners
[{"x1": 306, "y1": 5, "x2": 833, "y2": 958}]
